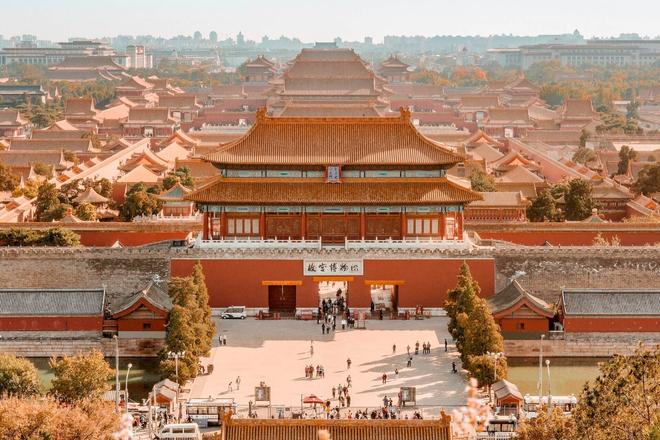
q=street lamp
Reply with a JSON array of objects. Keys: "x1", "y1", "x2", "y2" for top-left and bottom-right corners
[
  {"x1": 545, "y1": 359, "x2": 552, "y2": 415},
  {"x1": 487, "y1": 351, "x2": 503, "y2": 403},
  {"x1": 538, "y1": 334, "x2": 545, "y2": 404},
  {"x1": 125, "y1": 363, "x2": 133, "y2": 412},
  {"x1": 168, "y1": 351, "x2": 185, "y2": 422},
  {"x1": 113, "y1": 335, "x2": 120, "y2": 413}
]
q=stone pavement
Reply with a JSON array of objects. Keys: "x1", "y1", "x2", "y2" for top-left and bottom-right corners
[{"x1": 190, "y1": 318, "x2": 468, "y2": 416}]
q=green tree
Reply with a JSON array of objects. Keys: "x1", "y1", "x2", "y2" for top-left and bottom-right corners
[
  {"x1": 32, "y1": 162, "x2": 53, "y2": 178},
  {"x1": 0, "y1": 353, "x2": 41, "y2": 398},
  {"x1": 579, "y1": 129, "x2": 590, "y2": 148},
  {"x1": 572, "y1": 146, "x2": 596, "y2": 165},
  {"x1": 633, "y1": 163, "x2": 660, "y2": 195},
  {"x1": 564, "y1": 179, "x2": 596, "y2": 221},
  {"x1": 617, "y1": 145, "x2": 637, "y2": 176},
  {"x1": 49, "y1": 351, "x2": 113, "y2": 403},
  {"x1": 119, "y1": 183, "x2": 162, "y2": 220},
  {"x1": 626, "y1": 99, "x2": 640, "y2": 121},
  {"x1": 462, "y1": 298, "x2": 505, "y2": 366},
  {"x1": 11, "y1": 178, "x2": 40, "y2": 198},
  {"x1": 0, "y1": 161, "x2": 21, "y2": 191},
  {"x1": 466, "y1": 353, "x2": 508, "y2": 391},
  {"x1": 572, "y1": 344, "x2": 660, "y2": 440},
  {"x1": 35, "y1": 182, "x2": 67, "y2": 222},
  {"x1": 445, "y1": 262, "x2": 480, "y2": 354},
  {"x1": 159, "y1": 304, "x2": 197, "y2": 384},
  {"x1": 63, "y1": 150, "x2": 79, "y2": 165},
  {"x1": 191, "y1": 261, "x2": 215, "y2": 357},
  {"x1": 0, "y1": 228, "x2": 39, "y2": 246},
  {"x1": 517, "y1": 406, "x2": 576, "y2": 440},
  {"x1": 470, "y1": 169, "x2": 497, "y2": 192},
  {"x1": 75, "y1": 202, "x2": 97, "y2": 221},
  {"x1": 527, "y1": 190, "x2": 557, "y2": 222},
  {"x1": 162, "y1": 167, "x2": 195, "y2": 190},
  {"x1": 36, "y1": 227, "x2": 81, "y2": 246}
]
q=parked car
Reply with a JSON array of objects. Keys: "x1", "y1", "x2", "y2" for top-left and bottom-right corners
[
  {"x1": 221, "y1": 306, "x2": 247, "y2": 319},
  {"x1": 155, "y1": 423, "x2": 202, "y2": 440}
]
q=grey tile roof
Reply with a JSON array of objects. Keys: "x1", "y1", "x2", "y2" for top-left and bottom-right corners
[
  {"x1": 0, "y1": 288, "x2": 105, "y2": 316},
  {"x1": 488, "y1": 280, "x2": 554, "y2": 317},
  {"x1": 562, "y1": 289, "x2": 660, "y2": 316}
]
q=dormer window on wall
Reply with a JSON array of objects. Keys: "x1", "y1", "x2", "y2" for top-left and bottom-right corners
[{"x1": 326, "y1": 166, "x2": 341, "y2": 183}]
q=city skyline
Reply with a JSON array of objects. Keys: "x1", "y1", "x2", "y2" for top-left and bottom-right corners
[{"x1": 2, "y1": 0, "x2": 659, "y2": 43}]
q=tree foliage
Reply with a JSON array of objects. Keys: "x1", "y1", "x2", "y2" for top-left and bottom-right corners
[
  {"x1": 466, "y1": 354, "x2": 508, "y2": 391},
  {"x1": 572, "y1": 344, "x2": 660, "y2": 440},
  {"x1": 0, "y1": 227, "x2": 80, "y2": 247},
  {"x1": 0, "y1": 353, "x2": 41, "y2": 398},
  {"x1": 160, "y1": 263, "x2": 215, "y2": 385},
  {"x1": 0, "y1": 397, "x2": 119, "y2": 439},
  {"x1": 162, "y1": 166, "x2": 195, "y2": 190},
  {"x1": 35, "y1": 182, "x2": 68, "y2": 222},
  {"x1": 75, "y1": 202, "x2": 97, "y2": 221},
  {"x1": 49, "y1": 351, "x2": 114, "y2": 403},
  {"x1": 617, "y1": 145, "x2": 637, "y2": 176},
  {"x1": 572, "y1": 146, "x2": 597, "y2": 165},
  {"x1": 517, "y1": 406, "x2": 576, "y2": 440},
  {"x1": 564, "y1": 179, "x2": 597, "y2": 221},
  {"x1": 527, "y1": 190, "x2": 557, "y2": 222},
  {"x1": 0, "y1": 161, "x2": 21, "y2": 191},
  {"x1": 632, "y1": 163, "x2": 660, "y2": 195},
  {"x1": 470, "y1": 169, "x2": 497, "y2": 192},
  {"x1": 445, "y1": 262, "x2": 480, "y2": 354},
  {"x1": 119, "y1": 183, "x2": 162, "y2": 220}
]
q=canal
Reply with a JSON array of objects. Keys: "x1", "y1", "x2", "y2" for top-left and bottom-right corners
[
  {"x1": 31, "y1": 357, "x2": 161, "y2": 402},
  {"x1": 506, "y1": 357, "x2": 606, "y2": 396}
]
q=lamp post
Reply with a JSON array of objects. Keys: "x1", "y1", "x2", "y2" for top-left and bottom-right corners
[
  {"x1": 113, "y1": 335, "x2": 120, "y2": 413},
  {"x1": 168, "y1": 351, "x2": 185, "y2": 422},
  {"x1": 125, "y1": 363, "x2": 133, "y2": 412},
  {"x1": 487, "y1": 351, "x2": 503, "y2": 403},
  {"x1": 545, "y1": 359, "x2": 552, "y2": 415},
  {"x1": 538, "y1": 334, "x2": 545, "y2": 405}
]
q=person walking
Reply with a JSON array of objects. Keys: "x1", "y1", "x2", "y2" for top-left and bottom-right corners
[
  {"x1": 452, "y1": 362, "x2": 457, "y2": 373},
  {"x1": 347, "y1": 374, "x2": 352, "y2": 387},
  {"x1": 406, "y1": 345, "x2": 411, "y2": 356},
  {"x1": 392, "y1": 344, "x2": 396, "y2": 354},
  {"x1": 228, "y1": 381, "x2": 233, "y2": 392},
  {"x1": 322, "y1": 323, "x2": 326, "y2": 334},
  {"x1": 310, "y1": 344, "x2": 314, "y2": 357},
  {"x1": 394, "y1": 368, "x2": 399, "y2": 378},
  {"x1": 407, "y1": 356, "x2": 412, "y2": 368},
  {"x1": 236, "y1": 376, "x2": 241, "y2": 390},
  {"x1": 346, "y1": 358, "x2": 352, "y2": 370},
  {"x1": 332, "y1": 387, "x2": 336, "y2": 399},
  {"x1": 382, "y1": 373, "x2": 387, "y2": 384},
  {"x1": 444, "y1": 338, "x2": 448, "y2": 352},
  {"x1": 346, "y1": 394, "x2": 351, "y2": 407},
  {"x1": 223, "y1": 335, "x2": 227, "y2": 346}
]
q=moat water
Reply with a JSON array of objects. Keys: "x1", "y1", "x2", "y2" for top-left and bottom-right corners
[
  {"x1": 506, "y1": 357, "x2": 606, "y2": 396},
  {"x1": 31, "y1": 357, "x2": 161, "y2": 402}
]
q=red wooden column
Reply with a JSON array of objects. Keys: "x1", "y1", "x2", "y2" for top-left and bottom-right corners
[
  {"x1": 300, "y1": 212, "x2": 306, "y2": 239},
  {"x1": 259, "y1": 211, "x2": 266, "y2": 239},
  {"x1": 457, "y1": 212, "x2": 464, "y2": 239},
  {"x1": 440, "y1": 212, "x2": 446, "y2": 239},
  {"x1": 220, "y1": 210, "x2": 227, "y2": 239},
  {"x1": 202, "y1": 212, "x2": 209, "y2": 240},
  {"x1": 360, "y1": 210, "x2": 366, "y2": 239},
  {"x1": 208, "y1": 212, "x2": 215, "y2": 239},
  {"x1": 400, "y1": 212, "x2": 407, "y2": 239}
]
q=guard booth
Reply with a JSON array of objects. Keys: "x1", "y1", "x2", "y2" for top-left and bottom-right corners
[
  {"x1": 186, "y1": 397, "x2": 236, "y2": 427},
  {"x1": 399, "y1": 387, "x2": 417, "y2": 407}
]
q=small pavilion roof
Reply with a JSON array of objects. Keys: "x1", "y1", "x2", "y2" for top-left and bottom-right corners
[
  {"x1": 0, "y1": 109, "x2": 29, "y2": 126},
  {"x1": 204, "y1": 109, "x2": 464, "y2": 167},
  {"x1": 186, "y1": 177, "x2": 482, "y2": 205},
  {"x1": 158, "y1": 182, "x2": 192, "y2": 202},
  {"x1": 488, "y1": 280, "x2": 554, "y2": 318},
  {"x1": 117, "y1": 164, "x2": 161, "y2": 184},
  {"x1": 496, "y1": 165, "x2": 544, "y2": 183},
  {"x1": 73, "y1": 187, "x2": 109, "y2": 204},
  {"x1": 112, "y1": 281, "x2": 171, "y2": 318},
  {"x1": 156, "y1": 142, "x2": 191, "y2": 163},
  {"x1": 493, "y1": 380, "x2": 523, "y2": 402},
  {"x1": 46, "y1": 120, "x2": 80, "y2": 131},
  {"x1": 469, "y1": 191, "x2": 527, "y2": 208}
]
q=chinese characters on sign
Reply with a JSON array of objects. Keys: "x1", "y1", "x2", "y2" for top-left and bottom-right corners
[{"x1": 303, "y1": 260, "x2": 363, "y2": 276}]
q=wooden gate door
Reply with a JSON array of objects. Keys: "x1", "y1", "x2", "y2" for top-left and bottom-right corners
[{"x1": 268, "y1": 285, "x2": 296, "y2": 314}]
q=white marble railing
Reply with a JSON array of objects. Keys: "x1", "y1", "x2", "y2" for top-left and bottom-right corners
[
  {"x1": 194, "y1": 235, "x2": 471, "y2": 250},
  {"x1": 475, "y1": 433, "x2": 517, "y2": 439},
  {"x1": 133, "y1": 214, "x2": 202, "y2": 223}
]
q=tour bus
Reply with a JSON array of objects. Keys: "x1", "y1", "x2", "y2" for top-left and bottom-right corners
[
  {"x1": 523, "y1": 394, "x2": 577, "y2": 418},
  {"x1": 156, "y1": 423, "x2": 202, "y2": 440},
  {"x1": 186, "y1": 397, "x2": 236, "y2": 426},
  {"x1": 477, "y1": 415, "x2": 518, "y2": 439}
]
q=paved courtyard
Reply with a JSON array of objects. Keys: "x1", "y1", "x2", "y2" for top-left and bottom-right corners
[{"x1": 190, "y1": 317, "x2": 468, "y2": 417}]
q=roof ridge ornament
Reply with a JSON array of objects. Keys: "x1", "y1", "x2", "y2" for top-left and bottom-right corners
[
  {"x1": 399, "y1": 106, "x2": 411, "y2": 122},
  {"x1": 256, "y1": 107, "x2": 267, "y2": 123}
]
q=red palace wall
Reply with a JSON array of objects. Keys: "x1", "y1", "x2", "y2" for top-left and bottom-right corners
[
  {"x1": 475, "y1": 230, "x2": 660, "y2": 247},
  {"x1": 499, "y1": 317, "x2": 549, "y2": 333},
  {"x1": 171, "y1": 258, "x2": 495, "y2": 309},
  {"x1": 78, "y1": 231, "x2": 191, "y2": 247},
  {"x1": 116, "y1": 319, "x2": 167, "y2": 332},
  {"x1": 0, "y1": 316, "x2": 102, "y2": 331},
  {"x1": 564, "y1": 317, "x2": 660, "y2": 333}
]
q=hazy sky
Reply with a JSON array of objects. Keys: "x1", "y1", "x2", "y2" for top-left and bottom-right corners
[{"x1": 2, "y1": 0, "x2": 658, "y2": 42}]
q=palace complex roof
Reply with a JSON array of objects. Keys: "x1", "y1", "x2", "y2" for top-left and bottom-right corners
[
  {"x1": 204, "y1": 109, "x2": 464, "y2": 167},
  {"x1": 73, "y1": 187, "x2": 109, "y2": 204},
  {"x1": 561, "y1": 289, "x2": 660, "y2": 316},
  {"x1": 0, "y1": 109, "x2": 29, "y2": 126},
  {"x1": 9, "y1": 139, "x2": 93, "y2": 153},
  {"x1": 222, "y1": 415, "x2": 452, "y2": 440},
  {"x1": 185, "y1": 177, "x2": 482, "y2": 205},
  {"x1": 0, "y1": 288, "x2": 105, "y2": 316},
  {"x1": 112, "y1": 281, "x2": 171, "y2": 317}
]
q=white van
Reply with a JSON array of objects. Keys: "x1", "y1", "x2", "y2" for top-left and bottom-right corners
[
  {"x1": 221, "y1": 306, "x2": 247, "y2": 319},
  {"x1": 156, "y1": 423, "x2": 202, "y2": 440}
]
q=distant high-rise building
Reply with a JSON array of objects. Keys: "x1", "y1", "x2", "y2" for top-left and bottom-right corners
[
  {"x1": 364, "y1": 37, "x2": 373, "y2": 46},
  {"x1": 237, "y1": 32, "x2": 245, "y2": 46},
  {"x1": 209, "y1": 31, "x2": 218, "y2": 43},
  {"x1": 194, "y1": 31, "x2": 203, "y2": 41}
]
